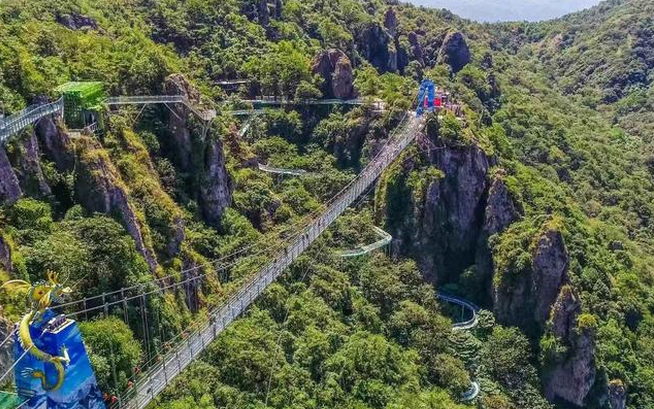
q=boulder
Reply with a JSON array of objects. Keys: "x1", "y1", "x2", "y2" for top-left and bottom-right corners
[
  {"x1": 439, "y1": 31, "x2": 471, "y2": 73},
  {"x1": 544, "y1": 287, "x2": 596, "y2": 406},
  {"x1": 311, "y1": 49, "x2": 357, "y2": 100},
  {"x1": 0, "y1": 145, "x2": 22, "y2": 204},
  {"x1": 74, "y1": 137, "x2": 159, "y2": 272}
]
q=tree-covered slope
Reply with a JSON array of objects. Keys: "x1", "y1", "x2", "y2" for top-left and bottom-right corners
[{"x1": 1, "y1": 1, "x2": 654, "y2": 409}]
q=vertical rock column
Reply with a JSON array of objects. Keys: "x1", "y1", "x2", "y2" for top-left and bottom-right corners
[{"x1": 0, "y1": 145, "x2": 22, "y2": 204}]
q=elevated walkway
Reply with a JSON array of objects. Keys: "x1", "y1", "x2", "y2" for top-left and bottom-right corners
[
  {"x1": 337, "y1": 226, "x2": 392, "y2": 257},
  {"x1": 461, "y1": 381, "x2": 480, "y2": 401},
  {"x1": 0, "y1": 98, "x2": 64, "y2": 144},
  {"x1": 437, "y1": 293, "x2": 480, "y2": 331},
  {"x1": 257, "y1": 163, "x2": 309, "y2": 177},
  {"x1": 105, "y1": 95, "x2": 216, "y2": 122}
]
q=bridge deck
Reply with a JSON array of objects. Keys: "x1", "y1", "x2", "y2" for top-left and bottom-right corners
[
  {"x1": 113, "y1": 113, "x2": 422, "y2": 409},
  {"x1": 0, "y1": 98, "x2": 64, "y2": 143}
]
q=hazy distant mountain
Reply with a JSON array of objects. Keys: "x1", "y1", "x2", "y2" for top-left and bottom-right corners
[{"x1": 408, "y1": 0, "x2": 603, "y2": 22}]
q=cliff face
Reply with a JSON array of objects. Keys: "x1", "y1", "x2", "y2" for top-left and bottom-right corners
[
  {"x1": 438, "y1": 31, "x2": 471, "y2": 73},
  {"x1": 163, "y1": 74, "x2": 233, "y2": 228},
  {"x1": 311, "y1": 49, "x2": 357, "y2": 100},
  {"x1": 35, "y1": 115, "x2": 75, "y2": 172},
  {"x1": 0, "y1": 145, "x2": 22, "y2": 204},
  {"x1": 544, "y1": 287, "x2": 596, "y2": 407},
  {"x1": 381, "y1": 130, "x2": 493, "y2": 284},
  {"x1": 8, "y1": 132, "x2": 51, "y2": 198},
  {"x1": 74, "y1": 137, "x2": 159, "y2": 272},
  {"x1": 200, "y1": 134, "x2": 233, "y2": 227},
  {"x1": 493, "y1": 227, "x2": 569, "y2": 332}
]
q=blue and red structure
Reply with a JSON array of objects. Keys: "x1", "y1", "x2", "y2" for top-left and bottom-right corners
[{"x1": 416, "y1": 79, "x2": 436, "y2": 116}]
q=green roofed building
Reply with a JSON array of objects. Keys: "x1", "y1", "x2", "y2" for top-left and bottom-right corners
[{"x1": 55, "y1": 81, "x2": 106, "y2": 129}]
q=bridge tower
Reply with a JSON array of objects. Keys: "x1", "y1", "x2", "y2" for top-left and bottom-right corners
[
  {"x1": 1, "y1": 275, "x2": 105, "y2": 409},
  {"x1": 416, "y1": 79, "x2": 436, "y2": 116}
]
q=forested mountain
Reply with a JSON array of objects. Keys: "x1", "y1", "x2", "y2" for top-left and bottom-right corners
[
  {"x1": 409, "y1": 0, "x2": 602, "y2": 22},
  {"x1": 0, "y1": 0, "x2": 653, "y2": 409}
]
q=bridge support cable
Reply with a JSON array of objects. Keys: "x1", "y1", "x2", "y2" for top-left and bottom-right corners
[{"x1": 111, "y1": 114, "x2": 423, "y2": 409}]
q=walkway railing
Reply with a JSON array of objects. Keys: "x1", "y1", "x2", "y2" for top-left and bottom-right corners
[
  {"x1": 257, "y1": 163, "x2": 309, "y2": 177},
  {"x1": 105, "y1": 96, "x2": 216, "y2": 122},
  {"x1": 112, "y1": 113, "x2": 423, "y2": 409},
  {"x1": 0, "y1": 98, "x2": 64, "y2": 143},
  {"x1": 337, "y1": 226, "x2": 392, "y2": 258},
  {"x1": 437, "y1": 293, "x2": 480, "y2": 331},
  {"x1": 105, "y1": 96, "x2": 186, "y2": 105}
]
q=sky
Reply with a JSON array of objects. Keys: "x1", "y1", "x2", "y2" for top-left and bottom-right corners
[{"x1": 408, "y1": 0, "x2": 604, "y2": 22}]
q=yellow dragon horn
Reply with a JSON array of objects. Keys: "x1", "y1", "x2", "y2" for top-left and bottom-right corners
[
  {"x1": 1, "y1": 280, "x2": 31, "y2": 293},
  {"x1": 47, "y1": 271, "x2": 59, "y2": 284}
]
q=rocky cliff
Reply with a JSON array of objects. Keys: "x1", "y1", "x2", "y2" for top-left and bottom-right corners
[
  {"x1": 379, "y1": 122, "x2": 493, "y2": 284},
  {"x1": 493, "y1": 223, "x2": 569, "y2": 333},
  {"x1": 8, "y1": 132, "x2": 52, "y2": 198},
  {"x1": 200, "y1": 134, "x2": 233, "y2": 227},
  {"x1": 74, "y1": 137, "x2": 159, "y2": 272},
  {"x1": 163, "y1": 74, "x2": 233, "y2": 228},
  {"x1": 438, "y1": 31, "x2": 471, "y2": 73},
  {"x1": 543, "y1": 286, "x2": 596, "y2": 406},
  {"x1": 0, "y1": 145, "x2": 21, "y2": 204},
  {"x1": 35, "y1": 115, "x2": 75, "y2": 172},
  {"x1": 311, "y1": 49, "x2": 357, "y2": 100}
]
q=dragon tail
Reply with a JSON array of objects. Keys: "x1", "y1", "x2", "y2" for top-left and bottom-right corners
[{"x1": 29, "y1": 360, "x2": 66, "y2": 392}]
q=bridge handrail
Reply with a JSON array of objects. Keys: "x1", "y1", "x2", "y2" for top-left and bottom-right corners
[
  {"x1": 104, "y1": 95, "x2": 187, "y2": 105},
  {"x1": 437, "y1": 292, "x2": 479, "y2": 330},
  {"x1": 0, "y1": 98, "x2": 64, "y2": 143},
  {"x1": 338, "y1": 226, "x2": 392, "y2": 258},
  {"x1": 112, "y1": 114, "x2": 422, "y2": 409},
  {"x1": 257, "y1": 163, "x2": 309, "y2": 176}
]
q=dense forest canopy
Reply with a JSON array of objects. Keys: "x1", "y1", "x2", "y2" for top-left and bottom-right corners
[{"x1": 0, "y1": 0, "x2": 653, "y2": 409}]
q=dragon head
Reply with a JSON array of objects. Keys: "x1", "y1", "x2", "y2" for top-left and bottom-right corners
[{"x1": 1, "y1": 271, "x2": 71, "y2": 313}]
